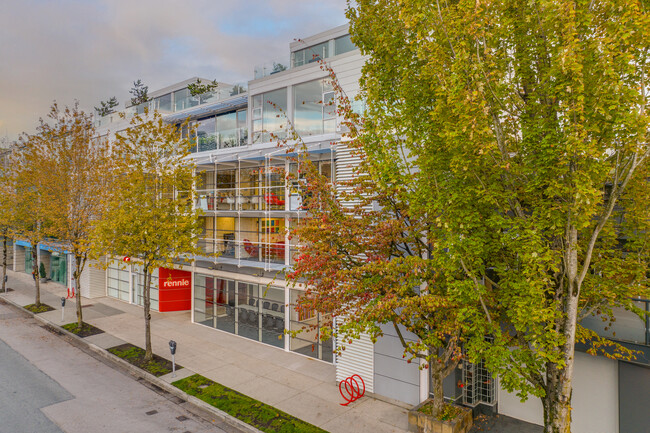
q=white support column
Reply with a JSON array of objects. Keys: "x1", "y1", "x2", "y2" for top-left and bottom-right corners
[
  {"x1": 420, "y1": 358, "x2": 429, "y2": 402},
  {"x1": 284, "y1": 284, "x2": 290, "y2": 351}
]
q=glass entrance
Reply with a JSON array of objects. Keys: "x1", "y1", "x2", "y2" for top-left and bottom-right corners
[
  {"x1": 49, "y1": 254, "x2": 67, "y2": 285},
  {"x1": 25, "y1": 247, "x2": 34, "y2": 275}
]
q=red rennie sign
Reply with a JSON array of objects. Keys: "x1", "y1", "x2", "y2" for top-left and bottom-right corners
[
  {"x1": 158, "y1": 267, "x2": 192, "y2": 312},
  {"x1": 161, "y1": 278, "x2": 190, "y2": 288}
]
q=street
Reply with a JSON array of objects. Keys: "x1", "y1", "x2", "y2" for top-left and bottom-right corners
[{"x1": 0, "y1": 300, "x2": 227, "y2": 433}]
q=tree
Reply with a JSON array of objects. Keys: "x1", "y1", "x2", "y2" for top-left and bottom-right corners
[
  {"x1": 0, "y1": 149, "x2": 16, "y2": 293},
  {"x1": 7, "y1": 135, "x2": 50, "y2": 305},
  {"x1": 94, "y1": 97, "x2": 119, "y2": 117},
  {"x1": 35, "y1": 102, "x2": 111, "y2": 329},
  {"x1": 187, "y1": 79, "x2": 218, "y2": 97},
  {"x1": 343, "y1": 1, "x2": 649, "y2": 432},
  {"x1": 93, "y1": 109, "x2": 202, "y2": 361},
  {"x1": 281, "y1": 66, "x2": 483, "y2": 417},
  {"x1": 129, "y1": 79, "x2": 150, "y2": 106}
]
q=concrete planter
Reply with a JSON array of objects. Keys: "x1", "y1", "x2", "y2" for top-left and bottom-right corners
[{"x1": 408, "y1": 399, "x2": 473, "y2": 433}]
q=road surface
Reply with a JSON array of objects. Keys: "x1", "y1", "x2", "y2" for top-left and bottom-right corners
[{"x1": 0, "y1": 300, "x2": 229, "y2": 433}]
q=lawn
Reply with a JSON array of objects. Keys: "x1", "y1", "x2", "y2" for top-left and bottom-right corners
[
  {"x1": 23, "y1": 303, "x2": 55, "y2": 313},
  {"x1": 173, "y1": 374, "x2": 328, "y2": 433},
  {"x1": 107, "y1": 343, "x2": 181, "y2": 377},
  {"x1": 62, "y1": 322, "x2": 105, "y2": 337}
]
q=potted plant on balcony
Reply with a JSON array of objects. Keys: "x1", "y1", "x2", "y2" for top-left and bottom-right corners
[{"x1": 39, "y1": 262, "x2": 47, "y2": 283}]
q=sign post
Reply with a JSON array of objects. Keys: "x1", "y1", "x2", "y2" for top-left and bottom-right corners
[{"x1": 169, "y1": 340, "x2": 177, "y2": 378}]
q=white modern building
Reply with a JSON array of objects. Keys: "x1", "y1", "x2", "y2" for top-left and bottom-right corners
[{"x1": 5, "y1": 23, "x2": 649, "y2": 433}]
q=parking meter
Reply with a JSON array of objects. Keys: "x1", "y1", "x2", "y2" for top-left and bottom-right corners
[
  {"x1": 169, "y1": 340, "x2": 177, "y2": 377},
  {"x1": 61, "y1": 297, "x2": 66, "y2": 322}
]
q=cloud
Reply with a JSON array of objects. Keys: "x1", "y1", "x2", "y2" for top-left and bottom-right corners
[{"x1": 0, "y1": 0, "x2": 347, "y2": 140}]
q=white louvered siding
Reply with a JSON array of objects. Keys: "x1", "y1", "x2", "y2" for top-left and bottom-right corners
[
  {"x1": 80, "y1": 265, "x2": 91, "y2": 298},
  {"x1": 335, "y1": 331, "x2": 374, "y2": 393},
  {"x1": 14, "y1": 246, "x2": 25, "y2": 272},
  {"x1": 87, "y1": 264, "x2": 106, "y2": 298},
  {"x1": 335, "y1": 141, "x2": 364, "y2": 209}
]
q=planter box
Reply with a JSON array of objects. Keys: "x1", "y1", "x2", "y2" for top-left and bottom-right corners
[{"x1": 408, "y1": 399, "x2": 473, "y2": 433}]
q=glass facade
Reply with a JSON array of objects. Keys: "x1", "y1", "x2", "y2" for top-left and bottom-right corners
[
  {"x1": 193, "y1": 110, "x2": 247, "y2": 153},
  {"x1": 289, "y1": 289, "x2": 333, "y2": 362},
  {"x1": 49, "y1": 254, "x2": 67, "y2": 285},
  {"x1": 291, "y1": 34, "x2": 356, "y2": 68},
  {"x1": 107, "y1": 261, "x2": 130, "y2": 302},
  {"x1": 194, "y1": 275, "x2": 285, "y2": 349},
  {"x1": 252, "y1": 89, "x2": 287, "y2": 143},
  {"x1": 107, "y1": 262, "x2": 159, "y2": 311},
  {"x1": 294, "y1": 78, "x2": 335, "y2": 137}
]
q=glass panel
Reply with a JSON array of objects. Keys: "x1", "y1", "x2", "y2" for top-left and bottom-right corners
[
  {"x1": 215, "y1": 278, "x2": 235, "y2": 333},
  {"x1": 253, "y1": 88, "x2": 287, "y2": 143},
  {"x1": 260, "y1": 287, "x2": 285, "y2": 348},
  {"x1": 157, "y1": 93, "x2": 172, "y2": 113},
  {"x1": 294, "y1": 80, "x2": 323, "y2": 136},
  {"x1": 237, "y1": 282, "x2": 260, "y2": 341},
  {"x1": 173, "y1": 88, "x2": 199, "y2": 112},
  {"x1": 294, "y1": 79, "x2": 334, "y2": 136},
  {"x1": 197, "y1": 117, "x2": 217, "y2": 152},
  {"x1": 334, "y1": 34, "x2": 355, "y2": 55},
  {"x1": 216, "y1": 112, "x2": 238, "y2": 148}
]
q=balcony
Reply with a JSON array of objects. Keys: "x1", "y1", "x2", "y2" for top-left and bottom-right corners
[
  {"x1": 253, "y1": 58, "x2": 290, "y2": 80},
  {"x1": 195, "y1": 186, "x2": 287, "y2": 212}
]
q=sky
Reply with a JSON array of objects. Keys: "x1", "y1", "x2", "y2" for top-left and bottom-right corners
[{"x1": 0, "y1": 0, "x2": 348, "y2": 142}]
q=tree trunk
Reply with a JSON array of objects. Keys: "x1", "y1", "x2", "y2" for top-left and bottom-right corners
[
  {"x1": 430, "y1": 367, "x2": 445, "y2": 417},
  {"x1": 2, "y1": 231, "x2": 7, "y2": 293},
  {"x1": 143, "y1": 267, "x2": 153, "y2": 362},
  {"x1": 74, "y1": 254, "x2": 84, "y2": 329},
  {"x1": 542, "y1": 226, "x2": 580, "y2": 433},
  {"x1": 32, "y1": 246, "x2": 40, "y2": 306}
]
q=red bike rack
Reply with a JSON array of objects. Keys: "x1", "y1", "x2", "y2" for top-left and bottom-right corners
[
  {"x1": 339, "y1": 374, "x2": 365, "y2": 406},
  {"x1": 66, "y1": 287, "x2": 75, "y2": 299}
]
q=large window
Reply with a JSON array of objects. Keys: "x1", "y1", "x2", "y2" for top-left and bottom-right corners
[
  {"x1": 107, "y1": 261, "x2": 130, "y2": 302},
  {"x1": 289, "y1": 289, "x2": 333, "y2": 362},
  {"x1": 294, "y1": 79, "x2": 335, "y2": 137},
  {"x1": 197, "y1": 117, "x2": 217, "y2": 152},
  {"x1": 194, "y1": 275, "x2": 285, "y2": 349},
  {"x1": 291, "y1": 34, "x2": 356, "y2": 68},
  {"x1": 252, "y1": 89, "x2": 287, "y2": 143},
  {"x1": 192, "y1": 110, "x2": 247, "y2": 152},
  {"x1": 292, "y1": 41, "x2": 330, "y2": 68},
  {"x1": 334, "y1": 34, "x2": 355, "y2": 55}
]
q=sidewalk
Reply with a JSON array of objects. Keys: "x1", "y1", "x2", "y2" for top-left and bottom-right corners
[{"x1": 2, "y1": 270, "x2": 410, "y2": 433}]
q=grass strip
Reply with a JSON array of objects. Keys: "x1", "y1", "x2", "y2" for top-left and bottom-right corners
[
  {"x1": 108, "y1": 343, "x2": 181, "y2": 377},
  {"x1": 23, "y1": 303, "x2": 55, "y2": 313},
  {"x1": 173, "y1": 374, "x2": 328, "y2": 433},
  {"x1": 62, "y1": 322, "x2": 105, "y2": 337}
]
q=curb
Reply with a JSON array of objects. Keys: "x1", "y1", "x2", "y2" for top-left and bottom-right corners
[{"x1": 0, "y1": 295, "x2": 263, "y2": 433}]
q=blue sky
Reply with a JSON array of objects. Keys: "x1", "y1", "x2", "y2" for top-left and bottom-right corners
[{"x1": 0, "y1": 0, "x2": 348, "y2": 141}]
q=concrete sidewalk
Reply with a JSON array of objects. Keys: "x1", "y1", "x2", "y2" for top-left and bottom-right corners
[{"x1": 2, "y1": 270, "x2": 410, "y2": 433}]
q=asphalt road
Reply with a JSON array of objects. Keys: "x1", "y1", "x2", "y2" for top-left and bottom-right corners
[{"x1": 0, "y1": 301, "x2": 228, "y2": 433}]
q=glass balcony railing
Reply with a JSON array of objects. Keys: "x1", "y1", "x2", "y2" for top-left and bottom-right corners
[
  {"x1": 195, "y1": 187, "x2": 287, "y2": 212},
  {"x1": 254, "y1": 59, "x2": 290, "y2": 80},
  {"x1": 198, "y1": 237, "x2": 286, "y2": 265},
  {"x1": 94, "y1": 82, "x2": 248, "y2": 128},
  {"x1": 194, "y1": 128, "x2": 248, "y2": 153},
  {"x1": 581, "y1": 298, "x2": 650, "y2": 346}
]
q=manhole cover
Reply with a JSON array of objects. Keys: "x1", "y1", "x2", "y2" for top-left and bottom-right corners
[
  {"x1": 145, "y1": 410, "x2": 158, "y2": 416},
  {"x1": 176, "y1": 415, "x2": 188, "y2": 421}
]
